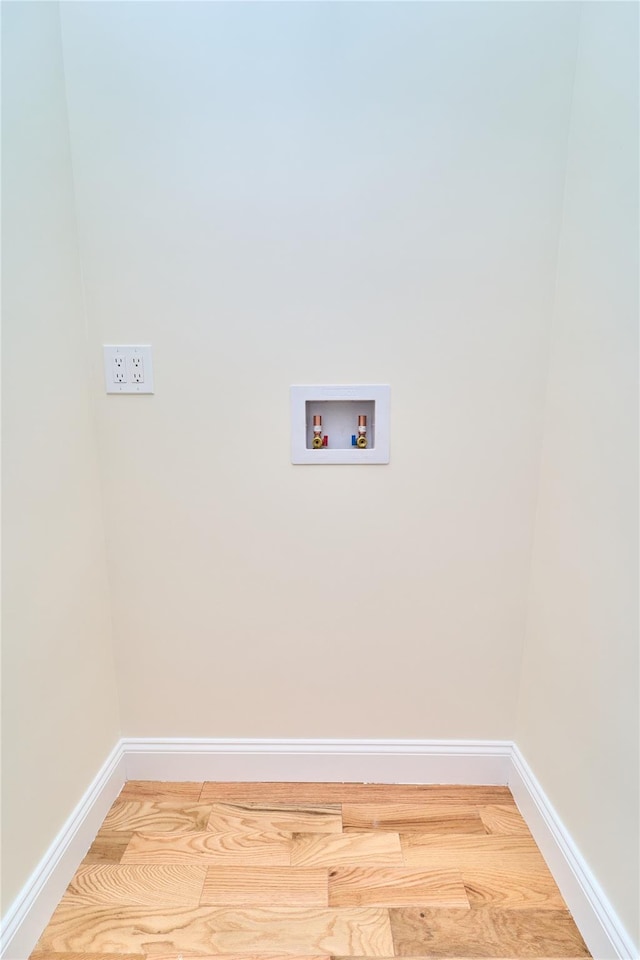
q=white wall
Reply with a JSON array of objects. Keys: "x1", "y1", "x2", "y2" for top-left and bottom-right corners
[
  {"x1": 1, "y1": 1, "x2": 120, "y2": 914},
  {"x1": 59, "y1": 0, "x2": 579, "y2": 739},
  {"x1": 517, "y1": 2, "x2": 639, "y2": 949}
]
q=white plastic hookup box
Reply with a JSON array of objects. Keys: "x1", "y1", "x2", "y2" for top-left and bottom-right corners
[{"x1": 290, "y1": 385, "x2": 390, "y2": 464}]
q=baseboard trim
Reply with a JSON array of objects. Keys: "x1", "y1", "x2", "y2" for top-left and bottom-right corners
[
  {"x1": 509, "y1": 744, "x2": 637, "y2": 960},
  {"x1": 122, "y1": 737, "x2": 513, "y2": 785},
  {"x1": 2, "y1": 738, "x2": 636, "y2": 960},
  {"x1": 0, "y1": 741, "x2": 126, "y2": 960}
]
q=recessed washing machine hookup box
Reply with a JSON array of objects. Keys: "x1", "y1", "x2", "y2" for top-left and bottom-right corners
[{"x1": 290, "y1": 385, "x2": 390, "y2": 464}]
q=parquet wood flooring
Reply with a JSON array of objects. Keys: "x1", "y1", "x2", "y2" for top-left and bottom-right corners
[{"x1": 32, "y1": 782, "x2": 590, "y2": 960}]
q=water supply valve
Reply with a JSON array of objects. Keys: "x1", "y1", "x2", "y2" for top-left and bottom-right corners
[
  {"x1": 356, "y1": 414, "x2": 367, "y2": 448},
  {"x1": 312, "y1": 414, "x2": 328, "y2": 448}
]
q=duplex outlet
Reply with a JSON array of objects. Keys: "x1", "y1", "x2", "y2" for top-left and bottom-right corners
[
  {"x1": 131, "y1": 355, "x2": 144, "y2": 383},
  {"x1": 113, "y1": 356, "x2": 126, "y2": 383}
]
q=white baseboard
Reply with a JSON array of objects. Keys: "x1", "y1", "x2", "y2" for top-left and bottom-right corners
[
  {"x1": 0, "y1": 741, "x2": 126, "y2": 960},
  {"x1": 122, "y1": 737, "x2": 513, "y2": 785},
  {"x1": 509, "y1": 745, "x2": 637, "y2": 960},
  {"x1": 2, "y1": 738, "x2": 636, "y2": 960}
]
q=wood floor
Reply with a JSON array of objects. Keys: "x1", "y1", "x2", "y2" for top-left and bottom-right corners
[{"x1": 31, "y1": 782, "x2": 591, "y2": 960}]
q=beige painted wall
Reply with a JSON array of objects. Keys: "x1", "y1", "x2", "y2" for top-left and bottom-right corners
[
  {"x1": 517, "y1": 2, "x2": 639, "y2": 948},
  {"x1": 59, "y1": 0, "x2": 579, "y2": 739},
  {"x1": 1, "y1": 2, "x2": 121, "y2": 914}
]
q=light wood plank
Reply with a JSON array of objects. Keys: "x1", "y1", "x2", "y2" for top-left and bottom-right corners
[
  {"x1": 119, "y1": 782, "x2": 203, "y2": 802},
  {"x1": 146, "y1": 950, "x2": 332, "y2": 960},
  {"x1": 121, "y1": 830, "x2": 291, "y2": 865},
  {"x1": 199, "y1": 782, "x2": 514, "y2": 804},
  {"x1": 479, "y1": 805, "x2": 531, "y2": 836},
  {"x1": 37, "y1": 903, "x2": 395, "y2": 957},
  {"x1": 81, "y1": 832, "x2": 133, "y2": 865},
  {"x1": 389, "y1": 906, "x2": 591, "y2": 957},
  {"x1": 30, "y1": 954, "x2": 145, "y2": 959},
  {"x1": 200, "y1": 866, "x2": 328, "y2": 906},
  {"x1": 144, "y1": 955, "x2": 328, "y2": 960},
  {"x1": 64, "y1": 864, "x2": 206, "y2": 907},
  {"x1": 206, "y1": 801, "x2": 342, "y2": 834},
  {"x1": 291, "y1": 831, "x2": 403, "y2": 866},
  {"x1": 462, "y1": 869, "x2": 566, "y2": 910},
  {"x1": 343, "y1": 803, "x2": 486, "y2": 834},
  {"x1": 400, "y1": 834, "x2": 548, "y2": 871},
  {"x1": 328, "y1": 866, "x2": 470, "y2": 908},
  {"x1": 102, "y1": 800, "x2": 212, "y2": 833}
]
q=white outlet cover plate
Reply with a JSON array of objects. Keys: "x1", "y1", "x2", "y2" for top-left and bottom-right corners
[
  {"x1": 104, "y1": 345, "x2": 154, "y2": 394},
  {"x1": 291, "y1": 384, "x2": 390, "y2": 464}
]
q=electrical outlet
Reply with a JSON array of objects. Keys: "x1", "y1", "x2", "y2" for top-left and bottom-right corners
[
  {"x1": 131, "y1": 355, "x2": 144, "y2": 383},
  {"x1": 104, "y1": 345, "x2": 154, "y2": 394},
  {"x1": 113, "y1": 355, "x2": 126, "y2": 383}
]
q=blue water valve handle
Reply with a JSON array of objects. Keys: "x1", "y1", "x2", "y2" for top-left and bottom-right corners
[{"x1": 351, "y1": 435, "x2": 357, "y2": 446}]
